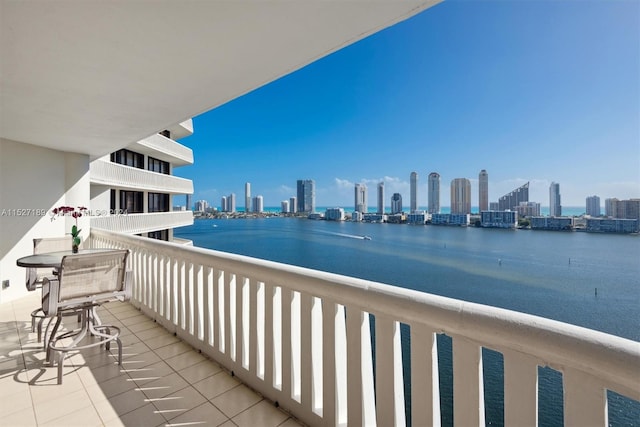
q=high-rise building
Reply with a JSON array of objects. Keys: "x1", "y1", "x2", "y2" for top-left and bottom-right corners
[
  {"x1": 227, "y1": 193, "x2": 236, "y2": 213},
  {"x1": 586, "y1": 195, "x2": 601, "y2": 217},
  {"x1": 391, "y1": 193, "x2": 403, "y2": 214},
  {"x1": 479, "y1": 169, "x2": 489, "y2": 212},
  {"x1": 195, "y1": 199, "x2": 208, "y2": 212},
  {"x1": 220, "y1": 196, "x2": 227, "y2": 212},
  {"x1": 428, "y1": 172, "x2": 440, "y2": 214},
  {"x1": 281, "y1": 200, "x2": 289, "y2": 213},
  {"x1": 245, "y1": 182, "x2": 251, "y2": 213},
  {"x1": 296, "y1": 179, "x2": 315, "y2": 213},
  {"x1": 377, "y1": 182, "x2": 385, "y2": 214},
  {"x1": 410, "y1": 171, "x2": 418, "y2": 213},
  {"x1": 186, "y1": 194, "x2": 192, "y2": 211},
  {"x1": 289, "y1": 197, "x2": 297, "y2": 214},
  {"x1": 549, "y1": 182, "x2": 562, "y2": 217},
  {"x1": 605, "y1": 198, "x2": 618, "y2": 218},
  {"x1": 253, "y1": 195, "x2": 263, "y2": 213},
  {"x1": 498, "y1": 182, "x2": 529, "y2": 211},
  {"x1": 355, "y1": 183, "x2": 367, "y2": 213},
  {"x1": 451, "y1": 178, "x2": 471, "y2": 215}
]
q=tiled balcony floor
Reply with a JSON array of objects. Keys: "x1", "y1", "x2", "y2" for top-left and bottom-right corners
[{"x1": 0, "y1": 292, "x2": 303, "y2": 427}]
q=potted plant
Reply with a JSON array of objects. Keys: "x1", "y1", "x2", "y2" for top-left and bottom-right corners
[{"x1": 51, "y1": 206, "x2": 88, "y2": 253}]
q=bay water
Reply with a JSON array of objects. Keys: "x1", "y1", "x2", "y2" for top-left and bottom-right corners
[{"x1": 176, "y1": 217, "x2": 640, "y2": 426}]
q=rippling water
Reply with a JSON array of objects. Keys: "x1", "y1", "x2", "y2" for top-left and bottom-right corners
[{"x1": 176, "y1": 217, "x2": 640, "y2": 426}]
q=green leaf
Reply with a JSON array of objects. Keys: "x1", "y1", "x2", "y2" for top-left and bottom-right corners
[
  {"x1": 71, "y1": 225, "x2": 78, "y2": 234},
  {"x1": 73, "y1": 236, "x2": 81, "y2": 246}
]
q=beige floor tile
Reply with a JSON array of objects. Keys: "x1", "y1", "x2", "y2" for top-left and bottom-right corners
[
  {"x1": 32, "y1": 388, "x2": 93, "y2": 425},
  {"x1": 165, "y1": 401, "x2": 229, "y2": 427},
  {"x1": 192, "y1": 371, "x2": 240, "y2": 400},
  {"x1": 143, "y1": 332, "x2": 180, "y2": 349},
  {"x1": 126, "y1": 319, "x2": 158, "y2": 334},
  {"x1": 103, "y1": 387, "x2": 149, "y2": 417},
  {"x1": 0, "y1": 384, "x2": 33, "y2": 417},
  {"x1": 1, "y1": 405, "x2": 38, "y2": 427},
  {"x1": 217, "y1": 420, "x2": 239, "y2": 427},
  {"x1": 164, "y1": 349, "x2": 207, "y2": 372},
  {"x1": 116, "y1": 402, "x2": 166, "y2": 427},
  {"x1": 232, "y1": 400, "x2": 289, "y2": 427},
  {"x1": 40, "y1": 403, "x2": 103, "y2": 427},
  {"x1": 277, "y1": 418, "x2": 305, "y2": 427},
  {"x1": 85, "y1": 371, "x2": 138, "y2": 398},
  {"x1": 133, "y1": 325, "x2": 168, "y2": 341},
  {"x1": 137, "y1": 372, "x2": 189, "y2": 399},
  {"x1": 211, "y1": 385, "x2": 262, "y2": 418},
  {"x1": 126, "y1": 360, "x2": 175, "y2": 386},
  {"x1": 177, "y1": 359, "x2": 222, "y2": 384},
  {"x1": 153, "y1": 341, "x2": 192, "y2": 359},
  {"x1": 150, "y1": 385, "x2": 206, "y2": 421}
]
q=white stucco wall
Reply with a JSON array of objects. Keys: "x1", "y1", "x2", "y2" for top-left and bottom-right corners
[{"x1": 0, "y1": 138, "x2": 89, "y2": 303}]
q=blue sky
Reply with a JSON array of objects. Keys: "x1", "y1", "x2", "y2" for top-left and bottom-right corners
[{"x1": 175, "y1": 0, "x2": 639, "y2": 209}]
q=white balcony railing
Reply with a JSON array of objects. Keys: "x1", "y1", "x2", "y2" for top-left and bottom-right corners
[
  {"x1": 90, "y1": 160, "x2": 194, "y2": 194},
  {"x1": 89, "y1": 229, "x2": 640, "y2": 427},
  {"x1": 90, "y1": 211, "x2": 193, "y2": 235},
  {"x1": 132, "y1": 133, "x2": 194, "y2": 166}
]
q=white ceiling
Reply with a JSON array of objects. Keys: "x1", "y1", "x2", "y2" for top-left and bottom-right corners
[{"x1": 1, "y1": 0, "x2": 440, "y2": 158}]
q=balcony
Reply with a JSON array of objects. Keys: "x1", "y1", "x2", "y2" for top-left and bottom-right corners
[
  {"x1": 129, "y1": 134, "x2": 194, "y2": 167},
  {"x1": 75, "y1": 228, "x2": 638, "y2": 426},
  {"x1": 90, "y1": 160, "x2": 194, "y2": 194},
  {"x1": 91, "y1": 211, "x2": 193, "y2": 235}
]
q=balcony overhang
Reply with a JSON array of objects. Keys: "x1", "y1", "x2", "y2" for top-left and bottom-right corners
[
  {"x1": 90, "y1": 160, "x2": 194, "y2": 194},
  {"x1": 1, "y1": 1, "x2": 441, "y2": 157}
]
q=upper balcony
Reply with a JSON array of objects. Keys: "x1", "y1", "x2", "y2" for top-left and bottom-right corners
[
  {"x1": 166, "y1": 119, "x2": 194, "y2": 141},
  {"x1": 90, "y1": 211, "x2": 193, "y2": 235},
  {"x1": 128, "y1": 134, "x2": 194, "y2": 167},
  {"x1": 90, "y1": 159, "x2": 194, "y2": 194}
]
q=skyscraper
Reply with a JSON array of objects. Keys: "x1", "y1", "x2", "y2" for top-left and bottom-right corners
[
  {"x1": 410, "y1": 171, "x2": 418, "y2": 213},
  {"x1": 253, "y1": 195, "x2": 264, "y2": 213},
  {"x1": 377, "y1": 182, "x2": 385, "y2": 214},
  {"x1": 451, "y1": 178, "x2": 471, "y2": 215},
  {"x1": 428, "y1": 172, "x2": 440, "y2": 214},
  {"x1": 296, "y1": 179, "x2": 315, "y2": 213},
  {"x1": 354, "y1": 183, "x2": 367, "y2": 213},
  {"x1": 498, "y1": 182, "x2": 529, "y2": 211},
  {"x1": 228, "y1": 193, "x2": 236, "y2": 213},
  {"x1": 289, "y1": 197, "x2": 297, "y2": 214},
  {"x1": 391, "y1": 193, "x2": 403, "y2": 214},
  {"x1": 586, "y1": 195, "x2": 601, "y2": 217},
  {"x1": 281, "y1": 200, "x2": 289, "y2": 214},
  {"x1": 479, "y1": 169, "x2": 489, "y2": 212},
  {"x1": 549, "y1": 182, "x2": 562, "y2": 217},
  {"x1": 245, "y1": 182, "x2": 251, "y2": 213}
]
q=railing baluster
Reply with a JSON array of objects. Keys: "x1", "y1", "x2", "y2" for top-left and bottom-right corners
[
  {"x1": 411, "y1": 324, "x2": 440, "y2": 427},
  {"x1": 204, "y1": 266, "x2": 212, "y2": 346},
  {"x1": 375, "y1": 315, "x2": 406, "y2": 427},
  {"x1": 564, "y1": 368, "x2": 607, "y2": 426},
  {"x1": 193, "y1": 263, "x2": 202, "y2": 341},
  {"x1": 224, "y1": 272, "x2": 233, "y2": 360},
  {"x1": 282, "y1": 287, "x2": 293, "y2": 400},
  {"x1": 301, "y1": 292, "x2": 313, "y2": 410},
  {"x1": 503, "y1": 350, "x2": 538, "y2": 426},
  {"x1": 213, "y1": 268, "x2": 223, "y2": 353},
  {"x1": 185, "y1": 262, "x2": 193, "y2": 334},
  {"x1": 236, "y1": 275, "x2": 244, "y2": 369},
  {"x1": 322, "y1": 299, "x2": 337, "y2": 425},
  {"x1": 346, "y1": 306, "x2": 363, "y2": 426},
  {"x1": 249, "y1": 278, "x2": 258, "y2": 377},
  {"x1": 265, "y1": 282, "x2": 275, "y2": 389},
  {"x1": 177, "y1": 259, "x2": 185, "y2": 330},
  {"x1": 452, "y1": 336, "x2": 485, "y2": 427}
]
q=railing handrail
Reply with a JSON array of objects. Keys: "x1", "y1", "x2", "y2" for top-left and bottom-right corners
[{"x1": 89, "y1": 228, "x2": 640, "y2": 401}]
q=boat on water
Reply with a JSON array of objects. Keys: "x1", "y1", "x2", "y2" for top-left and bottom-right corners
[{"x1": 363, "y1": 235, "x2": 372, "y2": 240}]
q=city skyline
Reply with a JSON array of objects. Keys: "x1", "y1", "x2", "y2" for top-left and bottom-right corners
[{"x1": 175, "y1": 0, "x2": 639, "y2": 209}]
